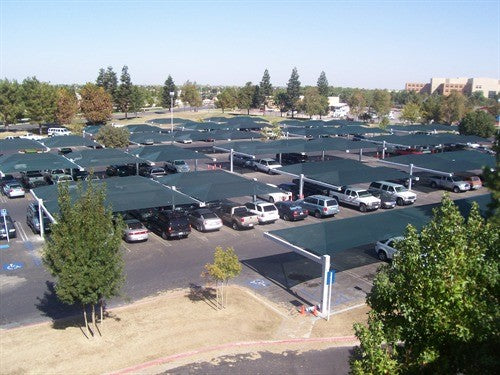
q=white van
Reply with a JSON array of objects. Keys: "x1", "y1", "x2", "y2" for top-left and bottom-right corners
[{"x1": 48, "y1": 127, "x2": 71, "y2": 137}]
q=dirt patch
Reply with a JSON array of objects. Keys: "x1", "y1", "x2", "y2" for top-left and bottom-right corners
[
  {"x1": 311, "y1": 304, "x2": 370, "y2": 337},
  {"x1": 0, "y1": 287, "x2": 368, "y2": 374}
]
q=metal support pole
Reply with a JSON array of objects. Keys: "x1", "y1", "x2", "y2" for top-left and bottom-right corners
[
  {"x1": 359, "y1": 148, "x2": 363, "y2": 162},
  {"x1": 382, "y1": 141, "x2": 386, "y2": 159},
  {"x1": 299, "y1": 173, "x2": 304, "y2": 199},
  {"x1": 278, "y1": 153, "x2": 282, "y2": 164},
  {"x1": 38, "y1": 198, "x2": 44, "y2": 239},
  {"x1": 230, "y1": 148, "x2": 234, "y2": 173},
  {"x1": 195, "y1": 159, "x2": 198, "y2": 171},
  {"x1": 170, "y1": 92, "x2": 174, "y2": 145},
  {"x1": 320, "y1": 255, "x2": 331, "y2": 317},
  {"x1": 321, "y1": 150, "x2": 325, "y2": 161},
  {"x1": 136, "y1": 162, "x2": 139, "y2": 175},
  {"x1": 408, "y1": 163, "x2": 414, "y2": 191}
]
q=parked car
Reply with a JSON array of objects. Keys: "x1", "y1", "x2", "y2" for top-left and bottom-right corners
[
  {"x1": 389, "y1": 175, "x2": 420, "y2": 188},
  {"x1": 165, "y1": 160, "x2": 190, "y2": 173},
  {"x1": 244, "y1": 201, "x2": 279, "y2": 224},
  {"x1": 0, "y1": 175, "x2": 18, "y2": 190},
  {"x1": 139, "y1": 166, "x2": 166, "y2": 178},
  {"x1": 123, "y1": 218, "x2": 149, "y2": 242},
  {"x1": 2, "y1": 181, "x2": 25, "y2": 198},
  {"x1": 296, "y1": 195, "x2": 340, "y2": 218},
  {"x1": 457, "y1": 174, "x2": 482, "y2": 190},
  {"x1": 72, "y1": 169, "x2": 89, "y2": 181},
  {"x1": 253, "y1": 158, "x2": 282, "y2": 174},
  {"x1": 277, "y1": 152, "x2": 308, "y2": 165},
  {"x1": 368, "y1": 181, "x2": 417, "y2": 206},
  {"x1": 277, "y1": 182, "x2": 301, "y2": 200},
  {"x1": 330, "y1": 186, "x2": 380, "y2": 212},
  {"x1": 214, "y1": 202, "x2": 259, "y2": 230},
  {"x1": 257, "y1": 184, "x2": 292, "y2": 203},
  {"x1": 375, "y1": 237, "x2": 403, "y2": 261},
  {"x1": 231, "y1": 154, "x2": 255, "y2": 168},
  {"x1": 143, "y1": 210, "x2": 191, "y2": 240},
  {"x1": 53, "y1": 174, "x2": 74, "y2": 184},
  {"x1": 20, "y1": 171, "x2": 45, "y2": 189},
  {"x1": 369, "y1": 191, "x2": 396, "y2": 209},
  {"x1": 106, "y1": 165, "x2": 136, "y2": 177},
  {"x1": 188, "y1": 208, "x2": 223, "y2": 232},
  {"x1": 427, "y1": 175, "x2": 470, "y2": 193},
  {"x1": 58, "y1": 147, "x2": 73, "y2": 155},
  {"x1": 0, "y1": 211, "x2": 16, "y2": 239},
  {"x1": 274, "y1": 201, "x2": 308, "y2": 221},
  {"x1": 26, "y1": 202, "x2": 51, "y2": 234}
]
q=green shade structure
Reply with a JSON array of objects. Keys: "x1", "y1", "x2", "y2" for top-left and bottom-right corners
[
  {"x1": 369, "y1": 133, "x2": 488, "y2": 147},
  {"x1": 39, "y1": 135, "x2": 100, "y2": 148},
  {"x1": 65, "y1": 148, "x2": 146, "y2": 168},
  {"x1": 132, "y1": 145, "x2": 209, "y2": 163},
  {"x1": 0, "y1": 138, "x2": 47, "y2": 153},
  {"x1": 125, "y1": 124, "x2": 162, "y2": 133},
  {"x1": 0, "y1": 152, "x2": 81, "y2": 174}
]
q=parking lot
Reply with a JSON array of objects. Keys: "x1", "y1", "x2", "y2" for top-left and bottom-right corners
[{"x1": 0, "y1": 143, "x2": 490, "y2": 327}]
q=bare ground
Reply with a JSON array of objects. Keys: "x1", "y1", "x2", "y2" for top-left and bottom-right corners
[{"x1": 0, "y1": 286, "x2": 368, "y2": 374}]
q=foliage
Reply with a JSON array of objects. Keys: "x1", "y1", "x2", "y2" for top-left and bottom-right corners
[
  {"x1": 43, "y1": 180, "x2": 124, "y2": 335},
  {"x1": 400, "y1": 102, "x2": 422, "y2": 124},
  {"x1": 0, "y1": 79, "x2": 24, "y2": 128},
  {"x1": 203, "y1": 246, "x2": 242, "y2": 309},
  {"x1": 350, "y1": 196, "x2": 500, "y2": 374},
  {"x1": 458, "y1": 110, "x2": 496, "y2": 138},
  {"x1": 440, "y1": 91, "x2": 468, "y2": 124},
  {"x1": 55, "y1": 88, "x2": 79, "y2": 125},
  {"x1": 259, "y1": 69, "x2": 273, "y2": 107},
  {"x1": 482, "y1": 133, "x2": 500, "y2": 226},
  {"x1": 237, "y1": 82, "x2": 254, "y2": 115},
  {"x1": 347, "y1": 90, "x2": 366, "y2": 120},
  {"x1": 286, "y1": 67, "x2": 301, "y2": 118},
  {"x1": 80, "y1": 83, "x2": 113, "y2": 124},
  {"x1": 379, "y1": 116, "x2": 390, "y2": 129},
  {"x1": 317, "y1": 71, "x2": 329, "y2": 97},
  {"x1": 96, "y1": 66, "x2": 118, "y2": 105},
  {"x1": 251, "y1": 85, "x2": 263, "y2": 109},
  {"x1": 391, "y1": 90, "x2": 425, "y2": 107},
  {"x1": 421, "y1": 94, "x2": 442, "y2": 124},
  {"x1": 273, "y1": 89, "x2": 289, "y2": 117},
  {"x1": 95, "y1": 124, "x2": 130, "y2": 148},
  {"x1": 371, "y1": 90, "x2": 391, "y2": 117},
  {"x1": 129, "y1": 86, "x2": 144, "y2": 116},
  {"x1": 161, "y1": 75, "x2": 177, "y2": 109},
  {"x1": 116, "y1": 66, "x2": 133, "y2": 118},
  {"x1": 215, "y1": 87, "x2": 237, "y2": 113},
  {"x1": 261, "y1": 123, "x2": 283, "y2": 140},
  {"x1": 21, "y1": 77, "x2": 58, "y2": 134},
  {"x1": 180, "y1": 81, "x2": 202, "y2": 109},
  {"x1": 302, "y1": 87, "x2": 328, "y2": 119}
]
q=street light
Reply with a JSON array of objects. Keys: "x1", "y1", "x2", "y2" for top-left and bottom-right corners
[{"x1": 170, "y1": 91, "x2": 175, "y2": 144}]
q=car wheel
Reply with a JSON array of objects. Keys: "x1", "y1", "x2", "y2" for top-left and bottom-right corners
[
  {"x1": 314, "y1": 210, "x2": 322, "y2": 218},
  {"x1": 397, "y1": 198, "x2": 404, "y2": 206},
  {"x1": 161, "y1": 231, "x2": 169, "y2": 240},
  {"x1": 197, "y1": 224, "x2": 203, "y2": 232},
  {"x1": 359, "y1": 204, "x2": 367, "y2": 212},
  {"x1": 431, "y1": 181, "x2": 437, "y2": 188},
  {"x1": 378, "y1": 250, "x2": 388, "y2": 262},
  {"x1": 453, "y1": 186, "x2": 460, "y2": 193},
  {"x1": 269, "y1": 196, "x2": 274, "y2": 203},
  {"x1": 283, "y1": 214, "x2": 290, "y2": 221},
  {"x1": 232, "y1": 222, "x2": 239, "y2": 230}
]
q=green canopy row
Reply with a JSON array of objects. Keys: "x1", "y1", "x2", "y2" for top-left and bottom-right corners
[
  {"x1": 0, "y1": 138, "x2": 47, "y2": 153},
  {"x1": 368, "y1": 133, "x2": 488, "y2": 147},
  {"x1": 39, "y1": 135, "x2": 100, "y2": 148},
  {"x1": 0, "y1": 152, "x2": 80, "y2": 174},
  {"x1": 131, "y1": 145, "x2": 209, "y2": 163},
  {"x1": 65, "y1": 148, "x2": 146, "y2": 168}
]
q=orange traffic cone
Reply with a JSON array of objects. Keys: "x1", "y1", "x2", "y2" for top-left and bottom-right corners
[
  {"x1": 312, "y1": 305, "x2": 318, "y2": 316},
  {"x1": 299, "y1": 305, "x2": 305, "y2": 316}
]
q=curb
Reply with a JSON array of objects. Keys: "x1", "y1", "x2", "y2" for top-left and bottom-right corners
[{"x1": 109, "y1": 335, "x2": 358, "y2": 375}]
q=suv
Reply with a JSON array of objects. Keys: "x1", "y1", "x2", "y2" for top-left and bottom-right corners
[
  {"x1": 0, "y1": 211, "x2": 16, "y2": 239},
  {"x1": 296, "y1": 195, "x2": 340, "y2": 218},
  {"x1": 253, "y1": 158, "x2": 282, "y2": 174},
  {"x1": 20, "y1": 171, "x2": 45, "y2": 189},
  {"x1": 277, "y1": 152, "x2": 308, "y2": 165},
  {"x1": 165, "y1": 160, "x2": 190, "y2": 173},
  {"x1": 231, "y1": 154, "x2": 255, "y2": 168},
  {"x1": 244, "y1": 201, "x2": 279, "y2": 224},
  {"x1": 26, "y1": 202, "x2": 52, "y2": 234},
  {"x1": 144, "y1": 210, "x2": 191, "y2": 240},
  {"x1": 369, "y1": 181, "x2": 417, "y2": 206},
  {"x1": 106, "y1": 165, "x2": 136, "y2": 177}
]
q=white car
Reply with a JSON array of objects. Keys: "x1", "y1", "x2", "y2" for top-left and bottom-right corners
[
  {"x1": 253, "y1": 158, "x2": 282, "y2": 174},
  {"x1": 2, "y1": 182, "x2": 25, "y2": 198},
  {"x1": 374, "y1": 236, "x2": 403, "y2": 261},
  {"x1": 244, "y1": 201, "x2": 279, "y2": 224},
  {"x1": 257, "y1": 184, "x2": 292, "y2": 203}
]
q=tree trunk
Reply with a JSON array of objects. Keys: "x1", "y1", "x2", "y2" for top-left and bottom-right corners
[
  {"x1": 125, "y1": 111, "x2": 128, "y2": 119},
  {"x1": 100, "y1": 300, "x2": 104, "y2": 324},
  {"x1": 83, "y1": 305, "x2": 90, "y2": 337},
  {"x1": 92, "y1": 304, "x2": 96, "y2": 329},
  {"x1": 247, "y1": 108, "x2": 250, "y2": 115}
]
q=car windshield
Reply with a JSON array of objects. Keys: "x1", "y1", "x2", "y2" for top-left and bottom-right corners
[
  {"x1": 268, "y1": 161, "x2": 280, "y2": 166},
  {"x1": 9, "y1": 183, "x2": 22, "y2": 189},
  {"x1": 174, "y1": 160, "x2": 186, "y2": 166},
  {"x1": 326, "y1": 200, "x2": 338, "y2": 207},
  {"x1": 127, "y1": 221, "x2": 144, "y2": 230},
  {"x1": 202, "y1": 213, "x2": 218, "y2": 219},
  {"x1": 451, "y1": 177, "x2": 465, "y2": 182},
  {"x1": 234, "y1": 207, "x2": 247, "y2": 214},
  {"x1": 358, "y1": 190, "x2": 372, "y2": 197},
  {"x1": 394, "y1": 186, "x2": 408, "y2": 193},
  {"x1": 263, "y1": 205, "x2": 277, "y2": 212}
]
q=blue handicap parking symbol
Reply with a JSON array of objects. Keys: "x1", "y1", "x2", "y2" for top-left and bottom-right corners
[
  {"x1": 0, "y1": 244, "x2": 9, "y2": 250},
  {"x1": 249, "y1": 279, "x2": 269, "y2": 289},
  {"x1": 2, "y1": 262, "x2": 24, "y2": 271}
]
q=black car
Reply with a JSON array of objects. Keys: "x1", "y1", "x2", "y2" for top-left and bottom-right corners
[
  {"x1": 0, "y1": 212, "x2": 16, "y2": 239},
  {"x1": 277, "y1": 152, "x2": 308, "y2": 165},
  {"x1": 106, "y1": 165, "x2": 136, "y2": 177},
  {"x1": 72, "y1": 169, "x2": 89, "y2": 181},
  {"x1": 274, "y1": 201, "x2": 308, "y2": 221},
  {"x1": 58, "y1": 147, "x2": 73, "y2": 155},
  {"x1": 142, "y1": 210, "x2": 191, "y2": 240}
]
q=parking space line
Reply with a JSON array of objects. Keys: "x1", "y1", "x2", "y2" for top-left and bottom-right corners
[
  {"x1": 148, "y1": 233, "x2": 173, "y2": 247},
  {"x1": 14, "y1": 222, "x2": 29, "y2": 242},
  {"x1": 343, "y1": 270, "x2": 374, "y2": 287},
  {"x1": 190, "y1": 230, "x2": 209, "y2": 242}
]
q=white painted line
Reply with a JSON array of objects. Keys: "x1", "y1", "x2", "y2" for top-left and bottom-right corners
[
  {"x1": 331, "y1": 303, "x2": 366, "y2": 315},
  {"x1": 14, "y1": 222, "x2": 28, "y2": 242},
  {"x1": 242, "y1": 288, "x2": 289, "y2": 319},
  {"x1": 344, "y1": 270, "x2": 373, "y2": 287}
]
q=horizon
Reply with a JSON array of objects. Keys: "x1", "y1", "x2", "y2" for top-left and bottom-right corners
[{"x1": 1, "y1": 0, "x2": 499, "y2": 89}]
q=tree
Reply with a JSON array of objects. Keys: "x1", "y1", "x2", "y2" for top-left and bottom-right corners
[
  {"x1": 350, "y1": 196, "x2": 499, "y2": 374},
  {"x1": 421, "y1": 94, "x2": 442, "y2": 123},
  {"x1": 379, "y1": 116, "x2": 390, "y2": 129},
  {"x1": 259, "y1": 69, "x2": 273, "y2": 111},
  {"x1": 203, "y1": 246, "x2": 242, "y2": 309},
  {"x1": 43, "y1": 180, "x2": 124, "y2": 337},
  {"x1": 0, "y1": 79, "x2": 23, "y2": 129},
  {"x1": 215, "y1": 87, "x2": 237, "y2": 113},
  {"x1": 286, "y1": 67, "x2": 301, "y2": 118},
  {"x1": 251, "y1": 85, "x2": 263, "y2": 110},
  {"x1": 116, "y1": 66, "x2": 133, "y2": 118},
  {"x1": 161, "y1": 75, "x2": 177, "y2": 109},
  {"x1": 261, "y1": 123, "x2": 282, "y2": 140},
  {"x1": 55, "y1": 88, "x2": 78, "y2": 125},
  {"x1": 400, "y1": 102, "x2": 422, "y2": 124},
  {"x1": 96, "y1": 66, "x2": 118, "y2": 105},
  {"x1": 237, "y1": 82, "x2": 254, "y2": 115},
  {"x1": 273, "y1": 89, "x2": 289, "y2": 117},
  {"x1": 80, "y1": 83, "x2": 113, "y2": 124},
  {"x1": 371, "y1": 89, "x2": 391, "y2": 118},
  {"x1": 302, "y1": 87, "x2": 328, "y2": 119},
  {"x1": 129, "y1": 86, "x2": 144, "y2": 117},
  {"x1": 458, "y1": 110, "x2": 496, "y2": 138},
  {"x1": 440, "y1": 91, "x2": 468, "y2": 124},
  {"x1": 21, "y1": 77, "x2": 57, "y2": 134},
  {"x1": 180, "y1": 81, "x2": 202, "y2": 110},
  {"x1": 482, "y1": 133, "x2": 499, "y2": 226},
  {"x1": 317, "y1": 71, "x2": 329, "y2": 97},
  {"x1": 95, "y1": 124, "x2": 129, "y2": 148},
  {"x1": 347, "y1": 90, "x2": 366, "y2": 120}
]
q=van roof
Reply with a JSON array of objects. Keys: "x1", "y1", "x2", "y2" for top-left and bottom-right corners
[{"x1": 373, "y1": 181, "x2": 404, "y2": 187}]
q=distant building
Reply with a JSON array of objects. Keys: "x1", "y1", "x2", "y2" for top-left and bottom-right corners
[
  {"x1": 405, "y1": 77, "x2": 500, "y2": 98},
  {"x1": 328, "y1": 96, "x2": 350, "y2": 118}
]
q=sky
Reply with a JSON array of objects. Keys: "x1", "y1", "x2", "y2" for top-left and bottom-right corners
[{"x1": 0, "y1": 0, "x2": 499, "y2": 89}]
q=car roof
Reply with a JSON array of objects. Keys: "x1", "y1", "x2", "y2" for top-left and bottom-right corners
[{"x1": 307, "y1": 195, "x2": 336, "y2": 200}]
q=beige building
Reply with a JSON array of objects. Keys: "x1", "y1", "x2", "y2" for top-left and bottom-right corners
[{"x1": 405, "y1": 77, "x2": 500, "y2": 98}]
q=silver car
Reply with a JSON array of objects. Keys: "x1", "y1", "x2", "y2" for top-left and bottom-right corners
[
  {"x1": 123, "y1": 219, "x2": 149, "y2": 242},
  {"x1": 188, "y1": 208, "x2": 222, "y2": 232},
  {"x1": 2, "y1": 182, "x2": 25, "y2": 198},
  {"x1": 296, "y1": 195, "x2": 340, "y2": 218},
  {"x1": 375, "y1": 237, "x2": 403, "y2": 261}
]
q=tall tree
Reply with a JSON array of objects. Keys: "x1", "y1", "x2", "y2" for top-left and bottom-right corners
[
  {"x1": 273, "y1": 89, "x2": 289, "y2": 117},
  {"x1": 421, "y1": 94, "x2": 442, "y2": 124},
  {"x1": 55, "y1": 88, "x2": 79, "y2": 125},
  {"x1": 117, "y1": 66, "x2": 133, "y2": 118},
  {"x1": 80, "y1": 83, "x2": 113, "y2": 124},
  {"x1": 215, "y1": 87, "x2": 237, "y2": 113},
  {"x1": 302, "y1": 87, "x2": 328, "y2": 119},
  {"x1": 482, "y1": 133, "x2": 500, "y2": 226},
  {"x1": 43, "y1": 180, "x2": 124, "y2": 337},
  {"x1": 458, "y1": 110, "x2": 496, "y2": 138},
  {"x1": 96, "y1": 66, "x2": 118, "y2": 105},
  {"x1": 21, "y1": 77, "x2": 57, "y2": 134},
  {"x1": 317, "y1": 71, "x2": 329, "y2": 97},
  {"x1": 347, "y1": 90, "x2": 366, "y2": 120},
  {"x1": 251, "y1": 84, "x2": 263, "y2": 110},
  {"x1": 259, "y1": 69, "x2": 273, "y2": 111},
  {"x1": 440, "y1": 91, "x2": 468, "y2": 124},
  {"x1": 237, "y1": 82, "x2": 254, "y2": 115},
  {"x1": 350, "y1": 196, "x2": 499, "y2": 374},
  {"x1": 0, "y1": 79, "x2": 23, "y2": 129},
  {"x1": 180, "y1": 81, "x2": 202, "y2": 110},
  {"x1": 129, "y1": 86, "x2": 144, "y2": 117},
  {"x1": 286, "y1": 67, "x2": 301, "y2": 118},
  {"x1": 95, "y1": 124, "x2": 130, "y2": 148},
  {"x1": 161, "y1": 75, "x2": 177, "y2": 109},
  {"x1": 400, "y1": 102, "x2": 422, "y2": 124},
  {"x1": 371, "y1": 89, "x2": 392, "y2": 118}
]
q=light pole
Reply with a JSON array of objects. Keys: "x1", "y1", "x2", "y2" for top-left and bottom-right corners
[{"x1": 170, "y1": 91, "x2": 175, "y2": 144}]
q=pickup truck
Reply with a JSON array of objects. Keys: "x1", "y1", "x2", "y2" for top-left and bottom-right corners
[
  {"x1": 253, "y1": 158, "x2": 282, "y2": 174},
  {"x1": 330, "y1": 186, "x2": 381, "y2": 212},
  {"x1": 215, "y1": 203, "x2": 259, "y2": 230},
  {"x1": 428, "y1": 175, "x2": 470, "y2": 193}
]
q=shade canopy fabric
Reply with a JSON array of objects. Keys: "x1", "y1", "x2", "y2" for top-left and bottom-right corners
[
  {"x1": 368, "y1": 133, "x2": 488, "y2": 147},
  {"x1": 382, "y1": 150, "x2": 496, "y2": 173},
  {"x1": 156, "y1": 170, "x2": 281, "y2": 202},
  {"x1": 0, "y1": 138, "x2": 47, "y2": 153},
  {"x1": 125, "y1": 124, "x2": 163, "y2": 133},
  {"x1": 65, "y1": 148, "x2": 146, "y2": 168},
  {"x1": 131, "y1": 145, "x2": 209, "y2": 162},
  {"x1": 388, "y1": 124, "x2": 458, "y2": 132},
  {"x1": 39, "y1": 135, "x2": 100, "y2": 148},
  {"x1": 148, "y1": 118, "x2": 200, "y2": 127},
  {"x1": 269, "y1": 194, "x2": 491, "y2": 257},
  {"x1": 82, "y1": 125, "x2": 103, "y2": 136},
  {"x1": 31, "y1": 175, "x2": 199, "y2": 216},
  {"x1": 0, "y1": 152, "x2": 81, "y2": 174},
  {"x1": 287, "y1": 127, "x2": 387, "y2": 137},
  {"x1": 129, "y1": 132, "x2": 175, "y2": 145}
]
